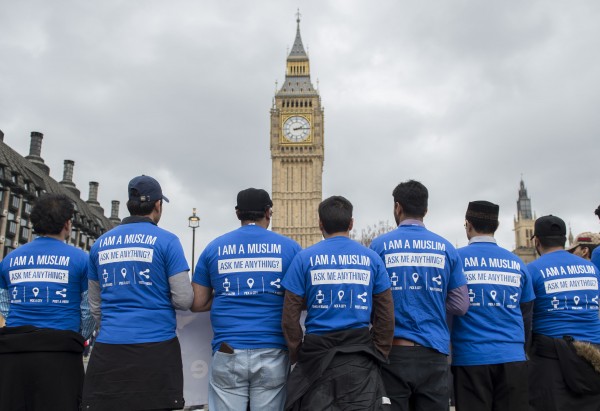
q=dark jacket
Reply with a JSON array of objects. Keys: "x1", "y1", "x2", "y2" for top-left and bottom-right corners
[
  {"x1": 0, "y1": 326, "x2": 85, "y2": 411},
  {"x1": 285, "y1": 327, "x2": 389, "y2": 411}
]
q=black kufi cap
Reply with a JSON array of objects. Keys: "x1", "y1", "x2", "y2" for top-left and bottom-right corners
[{"x1": 466, "y1": 200, "x2": 499, "y2": 223}]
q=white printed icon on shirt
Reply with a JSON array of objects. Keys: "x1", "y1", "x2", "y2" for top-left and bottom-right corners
[
  {"x1": 138, "y1": 269, "x2": 150, "y2": 279},
  {"x1": 337, "y1": 290, "x2": 345, "y2": 301},
  {"x1": 32, "y1": 287, "x2": 40, "y2": 297},
  {"x1": 223, "y1": 278, "x2": 231, "y2": 292},
  {"x1": 247, "y1": 278, "x2": 255, "y2": 288},
  {"x1": 357, "y1": 292, "x2": 367, "y2": 303},
  {"x1": 490, "y1": 290, "x2": 497, "y2": 300},
  {"x1": 510, "y1": 292, "x2": 518, "y2": 303},
  {"x1": 432, "y1": 275, "x2": 442, "y2": 286},
  {"x1": 270, "y1": 278, "x2": 281, "y2": 289},
  {"x1": 56, "y1": 288, "x2": 67, "y2": 298},
  {"x1": 574, "y1": 296, "x2": 580, "y2": 305},
  {"x1": 551, "y1": 296, "x2": 560, "y2": 309},
  {"x1": 412, "y1": 273, "x2": 419, "y2": 283},
  {"x1": 391, "y1": 272, "x2": 399, "y2": 286},
  {"x1": 316, "y1": 289, "x2": 325, "y2": 304},
  {"x1": 121, "y1": 268, "x2": 127, "y2": 279},
  {"x1": 468, "y1": 289, "x2": 475, "y2": 303}
]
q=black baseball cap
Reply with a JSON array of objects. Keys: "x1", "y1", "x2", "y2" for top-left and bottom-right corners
[
  {"x1": 235, "y1": 188, "x2": 272, "y2": 212},
  {"x1": 128, "y1": 175, "x2": 169, "y2": 203},
  {"x1": 532, "y1": 215, "x2": 566, "y2": 239}
]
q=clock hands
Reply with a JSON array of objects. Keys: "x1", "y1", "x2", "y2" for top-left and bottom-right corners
[{"x1": 293, "y1": 126, "x2": 310, "y2": 131}]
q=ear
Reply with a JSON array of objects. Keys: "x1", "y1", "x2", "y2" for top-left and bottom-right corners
[
  {"x1": 319, "y1": 219, "x2": 325, "y2": 235},
  {"x1": 153, "y1": 200, "x2": 161, "y2": 212},
  {"x1": 348, "y1": 218, "x2": 354, "y2": 232},
  {"x1": 394, "y1": 202, "x2": 402, "y2": 217}
]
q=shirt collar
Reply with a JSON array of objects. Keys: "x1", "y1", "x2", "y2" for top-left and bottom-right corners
[
  {"x1": 399, "y1": 219, "x2": 425, "y2": 228},
  {"x1": 468, "y1": 235, "x2": 496, "y2": 245}
]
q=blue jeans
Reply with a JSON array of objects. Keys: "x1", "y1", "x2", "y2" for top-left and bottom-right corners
[{"x1": 209, "y1": 348, "x2": 289, "y2": 411}]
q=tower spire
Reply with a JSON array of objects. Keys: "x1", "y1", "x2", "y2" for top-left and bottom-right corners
[{"x1": 289, "y1": 9, "x2": 307, "y2": 59}]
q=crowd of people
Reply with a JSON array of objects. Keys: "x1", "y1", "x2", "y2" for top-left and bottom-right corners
[{"x1": 1, "y1": 175, "x2": 600, "y2": 411}]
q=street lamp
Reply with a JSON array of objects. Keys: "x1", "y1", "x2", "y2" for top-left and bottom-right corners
[{"x1": 188, "y1": 208, "x2": 201, "y2": 270}]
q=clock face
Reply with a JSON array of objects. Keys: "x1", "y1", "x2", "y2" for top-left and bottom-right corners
[{"x1": 283, "y1": 116, "x2": 311, "y2": 143}]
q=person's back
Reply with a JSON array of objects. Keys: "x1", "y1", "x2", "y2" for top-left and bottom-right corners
[
  {"x1": 453, "y1": 242, "x2": 533, "y2": 364},
  {"x1": 371, "y1": 224, "x2": 463, "y2": 352},
  {"x1": 192, "y1": 188, "x2": 301, "y2": 411},
  {"x1": 90, "y1": 220, "x2": 185, "y2": 344},
  {"x1": 0, "y1": 193, "x2": 91, "y2": 411},
  {"x1": 529, "y1": 249, "x2": 600, "y2": 342},
  {"x1": 83, "y1": 175, "x2": 192, "y2": 410}
]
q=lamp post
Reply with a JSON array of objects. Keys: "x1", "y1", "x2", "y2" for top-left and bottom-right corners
[{"x1": 188, "y1": 208, "x2": 201, "y2": 270}]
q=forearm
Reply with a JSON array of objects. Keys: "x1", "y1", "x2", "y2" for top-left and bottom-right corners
[
  {"x1": 371, "y1": 288, "x2": 395, "y2": 358},
  {"x1": 88, "y1": 280, "x2": 101, "y2": 329},
  {"x1": 80, "y1": 290, "x2": 95, "y2": 340},
  {"x1": 282, "y1": 291, "x2": 304, "y2": 364},
  {"x1": 520, "y1": 301, "x2": 534, "y2": 354},
  {"x1": 446, "y1": 284, "x2": 469, "y2": 316},
  {"x1": 191, "y1": 283, "x2": 213, "y2": 312},
  {"x1": 0, "y1": 288, "x2": 9, "y2": 319},
  {"x1": 169, "y1": 271, "x2": 193, "y2": 310}
]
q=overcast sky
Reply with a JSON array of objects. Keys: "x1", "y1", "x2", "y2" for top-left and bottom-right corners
[{"x1": 1, "y1": 0, "x2": 599, "y2": 262}]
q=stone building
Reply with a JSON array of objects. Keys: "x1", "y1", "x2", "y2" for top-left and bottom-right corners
[
  {"x1": 513, "y1": 178, "x2": 537, "y2": 263},
  {"x1": 0, "y1": 130, "x2": 120, "y2": 258},
  {"x1": 270, "y1": 14, "x2": 324, "y2": 248}
]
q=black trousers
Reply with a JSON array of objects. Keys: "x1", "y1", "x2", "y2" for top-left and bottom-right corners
[
  {"x1": 451, "y1": 361, "x2": 528, "y2": 411},
  {"x1": 380, "y1": 345, "x2": 449, "y2": 411}
]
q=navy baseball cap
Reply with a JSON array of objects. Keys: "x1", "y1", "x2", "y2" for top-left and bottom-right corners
[{"x1": 128, "y1": 175, "x2": 169, "y2": 203}]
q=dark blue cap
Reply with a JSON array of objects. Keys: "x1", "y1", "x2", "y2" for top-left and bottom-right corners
[{"x1": 128, "y1": 175, "x2": 169, "y2": 203}]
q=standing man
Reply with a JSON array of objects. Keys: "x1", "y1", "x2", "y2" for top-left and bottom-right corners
[
  {"x1": 282, "y1": 196, "x2": 394, "y2": 410},
  {"x1": 83, "y1": 175, "x2": 193, "y2": 410},
  {"x1": 192, "y1": 188, "x2": 301, "y2": 411},
  {"x1": 567, "y1": 231, "x2": 600, "y2": 261},
  {"x1": 370, "y1": 180, "x2": 469, "y2": 411},
  {"x1": 528, "y1": 215, "x2": 600, "y2": 410},
  {"x1": 451, "y1": 201, "x2": 535, "y2": 411},
  {"x1": 0, "y1": 193, "x2": 93, "y2": 410}
]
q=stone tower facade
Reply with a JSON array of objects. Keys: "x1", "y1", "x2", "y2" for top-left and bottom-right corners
[
  {"x1": 270, "y1": 14, "x2": 324, "y2": 248},
  {"x1": 513, "y1": 178, "x2": 537, "y2": 263}
]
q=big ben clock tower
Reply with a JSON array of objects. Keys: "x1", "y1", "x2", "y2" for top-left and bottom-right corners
[{"x1": 270, "y1": 13, "x2": 324, "y2": 248}]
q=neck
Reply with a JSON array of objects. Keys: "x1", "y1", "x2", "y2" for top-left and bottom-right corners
[
  {"x1": 242, "y1": 218, "x2": 269, "y2": 229},
  {"x1": 540, "y1": 246, "x2": 564, "y2": 256},
  {"x1": 42, "y1": 233, "x2": 66, "y2": 241},
  {"x1": 323, "y1": 231, "x2": 349, "y2": 239}
]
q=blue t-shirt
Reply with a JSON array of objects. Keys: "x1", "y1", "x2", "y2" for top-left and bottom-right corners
[
  {"x1": 592, "y1": 247, "x2": 600, "y2": 272},
  {"x1": 370, "y1": 222, "x2": 467, "y2": 355},
  {"x1": 89, "y1": 221, "x2": 189, "y2": 344},
  {"x1": 193, "y1": 225, "x2": 301, "y2": 352},
  {"x1": 0, "y1": 237, "x2": 88, "y2": 333},
  {"x1": 528, "y1": 250, "x2": 600, "y2": 343},
  {"x1": 282, "y1": 236, "x2": 390, "y2": 335},
  {"x1": 451, "y1": 239, "x2": 535, "y2": 366}
]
